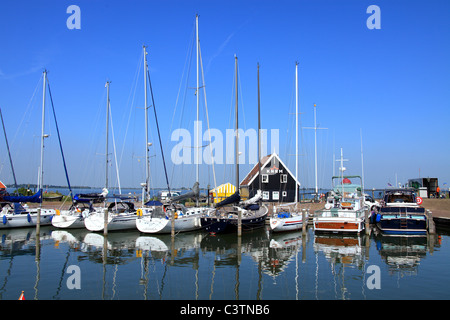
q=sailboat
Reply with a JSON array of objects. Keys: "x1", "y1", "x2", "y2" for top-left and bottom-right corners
[
  {"x1": 200, "y1": 56, "x2": 268, "y2": 234},
  {"x1": 136, "y1": 16, "x2": 214, "y2": 234},
  {"x1": 84, "y1": 81, "x2": 137, "y2": 232},
  {"x1": 0, "y1": 71, "x2": 55, "y2": 228},
  {"x1": 270, "y1": 62, "x2": 309, "y2": 232}
]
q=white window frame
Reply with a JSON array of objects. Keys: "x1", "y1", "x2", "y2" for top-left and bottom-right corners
[
  {"x1": 262, "y1": 191, "x2": 270, "y2": 200},
  {"x1": 272, "y1": 191, "x2": 279, "y2": 201},
  {"x1": 262, "y1": 174, "x2": 269, "y2": 183},
  {"x1": 282, "y1": 191, "x2": 287, "y2": 197},
  {"x1": 280, "y1": 174, "x2": 287, "y2": 183}
]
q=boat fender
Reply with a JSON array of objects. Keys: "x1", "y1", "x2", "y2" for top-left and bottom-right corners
[
  {"x1": 174, "y1": 212, "x2": 178, "y2": 219},
  {"x1": 56, "y1": 209, "x2": 60, "y2": 216},
  {"x1": 27, "y1": 213, "x2": 32, "y2": 223},
  {"x1": 137, "y1": 209, "x2": 143, "y2": 217},
  {"x1": 2, "y1": 215, "x2": 6, "y2": 225},
  {"x1": 376, "y1": 214, "x2": 381, "y2": 223}
]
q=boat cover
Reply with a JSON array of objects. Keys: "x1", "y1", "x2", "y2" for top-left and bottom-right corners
[
  {"x1": 145, "y1": 200, "x2": 163, "y2": 206},
  {"x1": 73, "y1": 193, "x2": 105, "y2": 203},
  {"x1": 215, "y1": 191, "x2": 240, "y2": 208},
  {"x1": 3, "y1": 189, "x2": 42, "y2": 203}
]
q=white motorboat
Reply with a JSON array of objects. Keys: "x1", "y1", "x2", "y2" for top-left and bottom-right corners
[
  {"x1": 313, "y1": 175, "x2": 366, "y2": 234},
  {"x1": 313, "y1": 149, "x2": 367, "y2": 234}
]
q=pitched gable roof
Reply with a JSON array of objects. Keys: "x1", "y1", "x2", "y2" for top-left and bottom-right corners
[{"x1": 240, "y1": 153, "x2": 301, "y2": 187}]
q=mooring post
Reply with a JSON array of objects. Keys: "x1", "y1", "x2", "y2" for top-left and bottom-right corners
[
  {"x1": 302, "y1": 209, "x2": 307, "y2": 234},
  {"x1": 36, "y1": 208, "x2": 41, "y2": 235},
  {"x1": 427, "y1": 210, "x2": 436, "y2": 235},
  {"x1": 171, "y1": 209, "x2": 175, "y2": 238},
  {"x1": 103, "y1": 207, "x2": 108, "y2": 236},
  {"x1": 365, "y1": 209, "x2": 371, "y2": 235}
]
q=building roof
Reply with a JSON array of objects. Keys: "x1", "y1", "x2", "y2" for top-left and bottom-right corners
[{"x1": 240, "y1": 153, "x2": 301, "y2": 187}]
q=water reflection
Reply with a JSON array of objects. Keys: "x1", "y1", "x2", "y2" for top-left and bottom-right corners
[
  {"x1": 0, "y1": 226, "x2": 446, "y2": 299},
  {"x1": 374, "y1": 233, "x2": 437, "y2": 276}
]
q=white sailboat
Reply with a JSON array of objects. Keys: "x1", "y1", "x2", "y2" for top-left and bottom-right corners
[
  {"x1": 84, "y1": 81, "x2": 137, "y2": 232},
  {"x1": 0, "y1": 71, "x2": 56, "y2": 229},
  {"x1": 136, "y1": 15, "x2": 215, "y2": 234},
  {"x1": 270, "y1": 62, "x2": 308, "y2": 232}
]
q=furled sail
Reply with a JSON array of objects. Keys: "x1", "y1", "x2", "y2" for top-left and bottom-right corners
[
  {"x1": 168, "y1": 182, "x2": 199, "y2": 203},
  {"x1": 215, "y1": 191, "x2": 241, "y2": 208}
]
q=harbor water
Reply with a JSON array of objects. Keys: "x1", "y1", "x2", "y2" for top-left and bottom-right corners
[{"x1": 1, "y1": 224, "x2": 449, "y2": 300}]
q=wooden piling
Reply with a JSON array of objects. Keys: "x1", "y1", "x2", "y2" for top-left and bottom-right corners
[
  {"x1": 365, "y1": 209, "x2": 371, "y2": 235},
  {"x1": 171, "y1": 209, "x2": 175, "y2": 238},
  {"x1": 302, "y1": 209, "x2": 307, "y2": 234},
  {"x1": 427, "y1": 210, "x2": 436, "y2": 234},
  {"x1": 36, "y1": 208, "x2": 41, "y2": 235},
  {"x1": 103, "y1": 208, "x2": 108, "y2": 236}
]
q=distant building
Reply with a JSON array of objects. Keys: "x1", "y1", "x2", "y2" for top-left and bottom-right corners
[
  {"x1": 240, "y1": 153, "x2": 300, "y2": 202},
  {"x1": 408, "y1": 178, "x2": 438, "y2": 198},
  {"x1": 210, "y1": 183, "x2": 236, "y2": 204}
]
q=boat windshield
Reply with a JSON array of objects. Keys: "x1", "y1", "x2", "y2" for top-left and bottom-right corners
[{"x1": 385, "y1": 193, "x2": 415, "y2": 203}]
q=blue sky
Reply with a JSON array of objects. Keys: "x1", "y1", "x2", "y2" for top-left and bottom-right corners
[{"x1": 0, "y1": 0, "x2": 449, "y2": 193}]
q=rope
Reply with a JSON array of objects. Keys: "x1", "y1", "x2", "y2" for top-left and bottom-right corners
[
  {"x1": 47, "y1": 78, "x2": 73, "y2": 198},
  {"x1": 147, "y1": 68, "x2": 171, "y2": 195}
]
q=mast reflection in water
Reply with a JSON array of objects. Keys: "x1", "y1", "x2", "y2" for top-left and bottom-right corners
[{"x1": 0, "y1": 225, "x2": 449, "y2": 300}]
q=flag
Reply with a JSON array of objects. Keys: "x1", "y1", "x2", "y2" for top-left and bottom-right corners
[
  {"x1": 387, "y1": 183, "x2": 392, "y2": 187},
  {"x1": 18, "y1": 291, "x2": 25, "y2": 300}
]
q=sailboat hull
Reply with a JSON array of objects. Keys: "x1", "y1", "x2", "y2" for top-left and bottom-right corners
[
  {"x1": 201, "y1": 206, "x2": 269, "y2": 234},
  {"x1": 0, "y1": 209, "x2": 54, "y2": 229},
  {"x1": 136, "y1": 214, "x2": 203, "y2": 234},
  {"x1": 270, "y1": 213, "x2": 307, "y2": 232},
  {"x1": 84, "y1": 211, "x2": 137, "y2": 232},
  {"x1": 52, "y1": 213, "x2": 85, "y2": 229}
]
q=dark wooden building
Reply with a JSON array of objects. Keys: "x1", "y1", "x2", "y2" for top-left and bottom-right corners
[{"x1": 240, "y1": 153, "x2": 300, "y2": 202}]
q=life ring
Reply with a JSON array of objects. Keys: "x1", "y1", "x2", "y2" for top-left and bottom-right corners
[
  {"x1": 137, "y1": 208, "x2": 143, "y2": 217},
  {"x1": 416, "y1": 196, "x2": 423, "y2": 205}
]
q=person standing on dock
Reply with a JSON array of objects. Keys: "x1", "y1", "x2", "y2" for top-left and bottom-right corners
[{"x1": 437, "y1": 186, "x2": 440, "y2": 198}]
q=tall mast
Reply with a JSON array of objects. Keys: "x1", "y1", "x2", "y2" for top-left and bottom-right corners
[
  {"x1": 235, "y1": 55, "x2": 239, "y2": 191},
  {"x1": 0, "y1": 108, "x2": 17, "y2": 189},
  {"x1": 304, "y1": 104, "x2": 327, "y2": 201},
  {"x1": 313, "y1": 105, "x2": 318, "y2": 198},
  {"x1": 105, "y1": 80, "x2": 110, "y2": 191},
  {"x1": 257, "y1": 63, "x2": 261, "y2": 194},
  {"x1": 196, "y1": 14, "x2": 200, "y2": 188},
  {"x1": 143, "y1": 45, "x2": 150, "y2": 201},
  {"x1": 39, "y1": 70, "x2": 47, "y2": 200},
  {"x1": 295, "y1": 62, "x2": 299, "y2": 203},
  {"x1": 235, "y1": 55, "x2": 241, "y2": 237}
]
